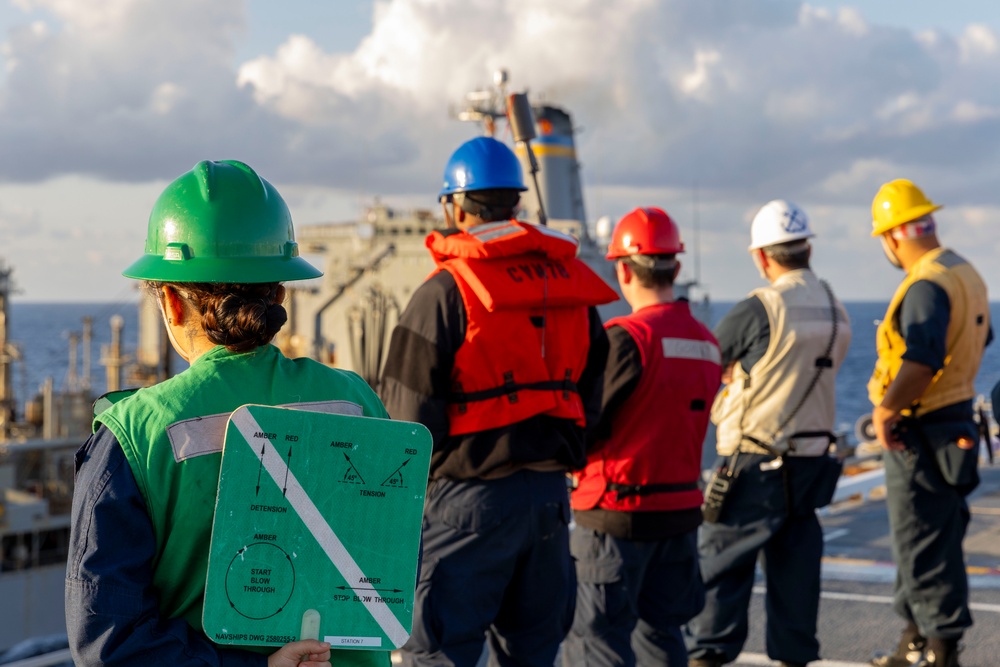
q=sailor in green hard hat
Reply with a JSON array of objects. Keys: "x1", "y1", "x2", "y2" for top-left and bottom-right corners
[{"x1": 66, "y1": 160, "x2": 392, "y2": 667}]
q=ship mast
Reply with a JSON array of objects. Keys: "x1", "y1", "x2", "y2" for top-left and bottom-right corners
[
  {"x1": 454, "y1": 69, "x2": 509, "y2": 137},
  {"x1": 452, "y1": 69, "x2": 553, "y2": 227},
  {"x1": 0, "y1": 262, "x2": 13, "y2": 439}
]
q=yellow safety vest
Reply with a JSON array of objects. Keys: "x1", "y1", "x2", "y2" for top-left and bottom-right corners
[{"x1": 868, "y1": 247, "x2": 990, "y2": 415}]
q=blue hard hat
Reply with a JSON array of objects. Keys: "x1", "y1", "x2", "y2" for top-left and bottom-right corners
[{"x1": 439, "y1": 136, "x2": 527, "y2": 198}]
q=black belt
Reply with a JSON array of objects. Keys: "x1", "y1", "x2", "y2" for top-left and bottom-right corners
[
  {"x1": 607, "y1": 481, "x2": 700, "y2": 501},
  {"x1": 739, "y1": 431, "x2": 836, "y2": 456}
]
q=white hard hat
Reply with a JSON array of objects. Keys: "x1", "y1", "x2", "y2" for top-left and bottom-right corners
[{"x1": 748, "y1": 199, "x2": 815, "y2": 250}]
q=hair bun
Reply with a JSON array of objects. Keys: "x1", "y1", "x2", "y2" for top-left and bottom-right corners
[{"x1": 182, "y1": 282, "x2": 287, "y2": 353}]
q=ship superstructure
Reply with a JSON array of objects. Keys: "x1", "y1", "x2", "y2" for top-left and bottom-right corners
[{"x1": 271, "y1": 71, "x2": 662, "y2": 386}]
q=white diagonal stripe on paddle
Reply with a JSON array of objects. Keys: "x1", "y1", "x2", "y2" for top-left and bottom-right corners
[{"x1": 232, "y1": 408, "x2": 409, "y2": 647}]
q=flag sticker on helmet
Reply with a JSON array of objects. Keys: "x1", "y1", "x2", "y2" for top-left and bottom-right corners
[
  {"x1": 889, "y1": 217, "x2": 936, "y2": 240},
  {"x1": 661, "y1": 338, "x2": 722, "y2": 365}
]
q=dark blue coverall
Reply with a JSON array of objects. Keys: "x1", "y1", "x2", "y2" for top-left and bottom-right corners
[
  {"x1": 379, "y1": 262, "x2": 609, "y2": 667},
  {"x1": 881, "y1": 279, "x2": 991, "y2": 642},
  {"x1": 683, "y1": 295, "x2": 835, "y2": 665}
]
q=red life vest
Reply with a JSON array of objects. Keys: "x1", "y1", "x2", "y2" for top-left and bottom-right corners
[
  {"x1": 427, "y1": 220, "x2": 619, "y2": 436},
  {"x1": 571, "y1": 301, "x2": 722, "y2": 512}
]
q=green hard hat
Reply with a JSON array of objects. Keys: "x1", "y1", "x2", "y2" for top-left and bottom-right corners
[{"x1": 123, "y1": 160, "x2": 322, "y2": 283}]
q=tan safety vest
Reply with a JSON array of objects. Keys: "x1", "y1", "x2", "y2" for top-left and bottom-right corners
[
  {"x1": 868, "y1": 247, "x2": 990, "y2": 415},
  {"x1": 712, "y1": 269, "x2": 851, "y2": 456}
]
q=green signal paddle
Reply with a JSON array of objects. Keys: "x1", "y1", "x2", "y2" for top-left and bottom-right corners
[{"x1": 203, "y1": 404, "x2": 431, "y2": 650}]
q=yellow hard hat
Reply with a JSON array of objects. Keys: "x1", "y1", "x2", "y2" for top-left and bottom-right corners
[{"x1": 871, "y1": 179, "x2": 942, "y2": 237}]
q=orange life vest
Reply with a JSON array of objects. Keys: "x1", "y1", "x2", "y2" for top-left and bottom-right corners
[
  {"x1": 427, "y1": 220, "x2": 619, "y2": 436},
  {"x1": 572, "y1": 302, "x2": 721, "y2": 512}
]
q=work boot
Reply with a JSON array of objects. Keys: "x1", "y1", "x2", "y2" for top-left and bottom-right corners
[
  {"x1": 688, "y1": 659, "x2": 725, "y2": 667},
  {"x1": 914, "y1": 638, "x2": 961, "y2": 667},
  {"x1": 870, "y1": 623, "x2": 926, "y2": 667}
]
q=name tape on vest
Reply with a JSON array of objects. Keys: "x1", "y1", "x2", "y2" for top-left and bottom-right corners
[{"x1": 661, "y1": 338, "x2": 722, "y2": 365}]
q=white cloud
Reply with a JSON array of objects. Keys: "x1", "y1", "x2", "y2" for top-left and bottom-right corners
[
  {"x1": 679, "y1": 49, "x2": 723, "y2": 99},
  {"x1": 228, "y1": 0, "x2": 997, "y2": 207},
  {"x1": 817, "y1": 158, "x2": 895, "y2": 199},
  {"x1": 951, "y1": 100, "x2": 1000, "y2": 123},
  {"x1": 0, "y1": 0, "x2": 998, "y2": 230},
  {"x1": 0, "y1": 201, "x2": 41, "y2": 239},
  {"x1": 959, "y1": 23, "x2": 999, "y2": 61},
  {"x1": 0, "y1": 0, "x2": 251, "y2": 181},
  {"x1": 836, "y1": 6, "x2": 868, "y2": 37},
  {"x1": 237, "y1": 36, "x2": 358, "y2": 124},
  {"x1": 962, "y1": 206, "x2": 995, "y2": 228}
]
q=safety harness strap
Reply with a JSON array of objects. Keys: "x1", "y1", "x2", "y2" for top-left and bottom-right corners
[{"x1": 451, "y1": 372, "x2": 579, "y2": 406}]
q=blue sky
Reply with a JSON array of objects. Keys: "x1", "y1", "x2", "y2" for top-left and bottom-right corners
[
  {"x1": 0, "y1": 0, "x2": 998, "y2": 302},
  {"x1": 809, "y1": 0, "x2": 1000, "y2": 34},
  {"x1": 240, "y1": 1, "x2": 373, "y2": 60},
  {"x1": 236, "y1": 1, "x2": 1000, "y2": 58},
  {"x1": 807, "y1": 1, "x2": 999, "y2": 34}
]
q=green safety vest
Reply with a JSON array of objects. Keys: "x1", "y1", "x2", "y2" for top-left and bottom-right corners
[{"x1": 95, "y1": 344, "x2": 390, "y2": 665}]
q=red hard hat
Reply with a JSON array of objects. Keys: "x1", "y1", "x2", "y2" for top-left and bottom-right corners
[{"x1": 605, "y1": 207, "x2": 685, "y2": 259}]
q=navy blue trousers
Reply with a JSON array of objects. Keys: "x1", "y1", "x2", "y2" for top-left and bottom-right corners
[
  {"x1": 398, "y1": 470, "x2": 575, "y2": 667},
  {"x1": 884, "y1": 418, "x2": 977, "y2": 639},
  {"x1": 684, "y1": 454, "x2": 823, "y2": 665},
  {"x1": 562, "y1": 526, "x2": 703, "y2": 667}
]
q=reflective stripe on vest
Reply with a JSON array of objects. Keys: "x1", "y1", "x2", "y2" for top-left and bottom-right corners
[{"x1": 167, "y1": 400, "x2": 364, "y2": 461}]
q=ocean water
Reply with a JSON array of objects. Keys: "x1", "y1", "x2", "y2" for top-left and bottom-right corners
[
  {"x1": 6, "y1": 301, "x2": 1000, "y2": 437},
  {"x1": 6, "y1": 301, "x2": 140, "y2": 407}
]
